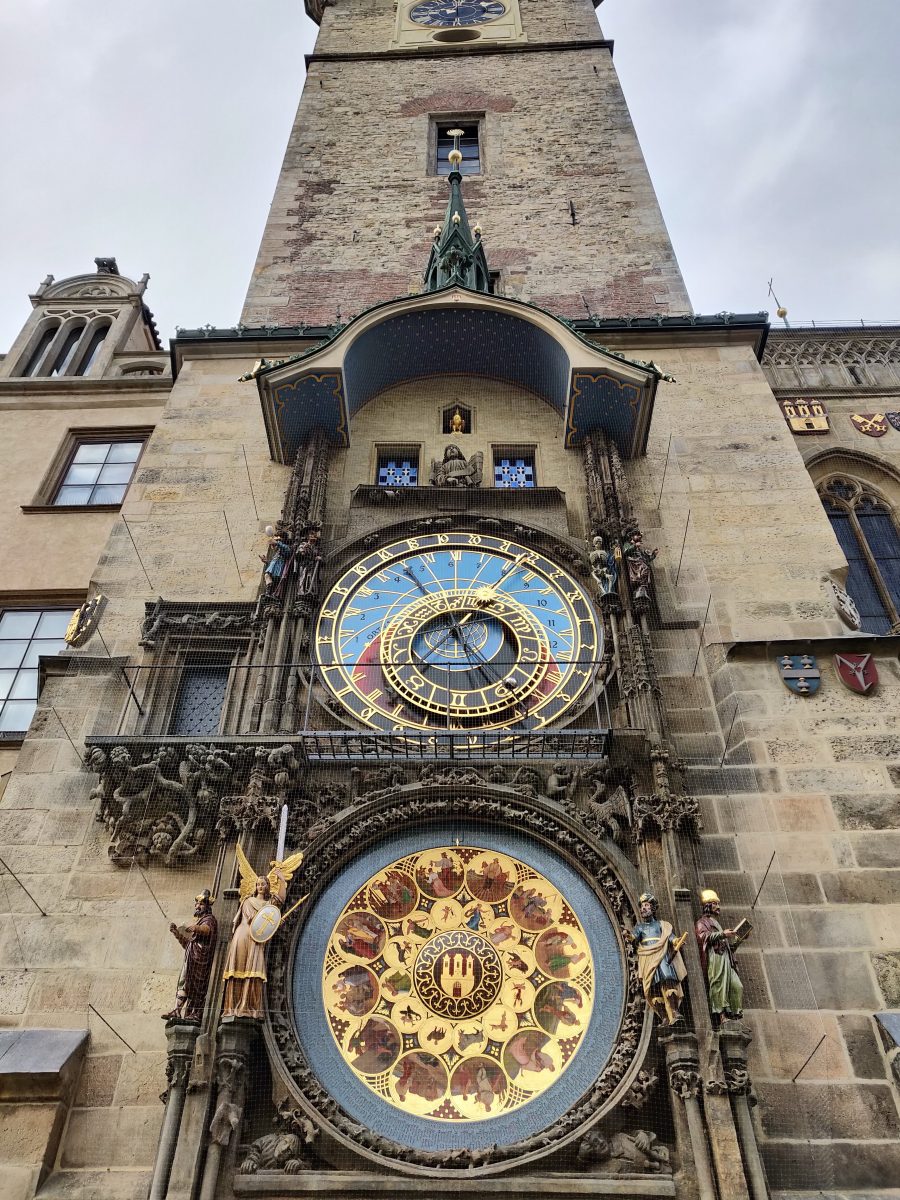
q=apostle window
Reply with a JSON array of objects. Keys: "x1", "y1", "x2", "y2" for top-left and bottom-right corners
[
  {"x1": 819, "y1": 477, "x2": 900, "y2": 633},
  {"x1": 435, "y1": 122, "x2": 480, "y2": 175},
  {"x1": 493, "y1": 448, "x2": 536, "y2": 488},
  {"x1": 376, "y1": 448, "x2": 419, "y2": 487},
  {"x1": 51, "y1": 435, "x2": 146, "y2": 507},
  {"x1": 0, "y1": 608, "x2": 71, "y2": 735}
]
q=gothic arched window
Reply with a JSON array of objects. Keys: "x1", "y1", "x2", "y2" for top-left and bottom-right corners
[{"x1": 819, "y1": 476, "x2": 900, "y2": 633}]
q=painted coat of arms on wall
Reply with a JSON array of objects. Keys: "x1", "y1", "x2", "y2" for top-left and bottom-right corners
[
  {"x1": 777, "y1": 654, "x2": 821, "y2": 696},
  {"x1": 778, "y1": 398, "x2": 829, "y2": 433},
  {"x1": 834, "y1": 653, "x2": 878, "y2": 695},
  {"x1": 885, "y1": 412, "x2": 900, "y2": 432},
  {"x1": 849, "y1": 413, "x2": 889, "y2": 437}
]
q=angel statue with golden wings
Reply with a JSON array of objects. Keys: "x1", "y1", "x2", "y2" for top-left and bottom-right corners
[{"x1": 221, "y1": 845, "x2": 305, "y2": 1020}]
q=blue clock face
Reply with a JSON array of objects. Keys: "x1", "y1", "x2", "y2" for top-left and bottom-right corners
[
  {"x1": 409, "y1": 0, "x2": 507, "y2": 28},
  {"x1": 315, "y1": 531, "x2": 601, "y2": 732}
]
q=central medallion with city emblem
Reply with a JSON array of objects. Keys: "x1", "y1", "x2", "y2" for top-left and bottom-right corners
[{"x1": 322, "y1": 845, "x2": 594, "y2": 1121}]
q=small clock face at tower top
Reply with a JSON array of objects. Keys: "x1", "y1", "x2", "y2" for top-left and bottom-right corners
[{"x1": 409, "y1": 0, "x2": 507, "y2": 28}]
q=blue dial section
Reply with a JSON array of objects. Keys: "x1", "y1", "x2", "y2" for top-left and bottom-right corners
[
  {"x1": 315, "y1": 531, "x2": 601, "y2": 732},
  {"x1": 409, "y1": 0, "x2": 507, "y2": 27}
]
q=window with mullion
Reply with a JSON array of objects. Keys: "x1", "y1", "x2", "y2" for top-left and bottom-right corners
[
  {"x1": 54, "y1": 439, "x2": 144, "y2": 506},
  {"x1": 0, "y1": 608, "x2": 71, "y2": 734}
]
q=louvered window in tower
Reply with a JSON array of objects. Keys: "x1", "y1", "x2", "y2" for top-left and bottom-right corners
[{"x1": 170, "y1": 661, "x2": 231, "y2": 735}]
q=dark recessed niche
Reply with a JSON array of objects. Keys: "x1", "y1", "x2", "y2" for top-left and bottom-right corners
[
  {"x1": 432, "y1": 28, "x2": 480, "y2": 43},
  {"x1": 442, "y1": 404, "x2": 472, "y2": 435}
]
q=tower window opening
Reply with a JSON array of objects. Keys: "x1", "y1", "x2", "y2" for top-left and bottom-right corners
[
  {"x1": 75, "y1": 321, "x2": 111, "y2": 376},
  {"x1": 48, "y1": 321, "x2": 87, "y2": 376},
  {"x1": 20, "y1": 322, "x2": 60, "y2": 376},
  {"x1": 436, "y1": 123, "x2": 480, "y2": 175}
]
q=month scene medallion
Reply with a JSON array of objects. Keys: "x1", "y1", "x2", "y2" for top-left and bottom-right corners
[{"x1": 322, "y1": 845, "x2": 594, "y2": 1122}]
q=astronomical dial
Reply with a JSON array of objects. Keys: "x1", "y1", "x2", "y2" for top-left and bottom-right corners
[
  {"x1": 408, "y1": 0, "x2": 507, "y2": 27},
  {"x1": 314, "y1": 530, "x2": 601, "y2": 732}
]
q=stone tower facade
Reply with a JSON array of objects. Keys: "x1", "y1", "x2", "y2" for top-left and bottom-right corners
[
  {"x1": 243, "y1": 0, "x2": 690, "y2": 326},
  {"x1": 0, "y1": 4, "x2": 899, "y2": 1200}
]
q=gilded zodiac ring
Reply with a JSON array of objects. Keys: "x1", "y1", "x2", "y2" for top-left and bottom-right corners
[{"x1": 323, "y1": 845, "x2": 594, "y2": 1121}]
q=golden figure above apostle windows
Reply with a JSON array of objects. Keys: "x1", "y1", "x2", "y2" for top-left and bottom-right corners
[{"x1": 441, "y1": 404, "x2": 471, "y2": 435}]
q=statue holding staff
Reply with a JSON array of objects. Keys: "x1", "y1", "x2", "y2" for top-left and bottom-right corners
[{"x1": 625, "y1": 892, "x2": 686, "y2": 1026}]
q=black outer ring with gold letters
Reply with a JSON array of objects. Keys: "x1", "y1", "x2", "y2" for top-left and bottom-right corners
[{"x1": 315, "y1": 531, "x2": 601, "y2": 732}]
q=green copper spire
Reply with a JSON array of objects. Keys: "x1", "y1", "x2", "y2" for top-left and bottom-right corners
[{"x1": 424, "y1": 128, "x2": 491, "y2": 293}]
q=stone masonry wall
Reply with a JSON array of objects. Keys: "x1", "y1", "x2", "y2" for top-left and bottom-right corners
[{"x1": 243, "y1": 7, "x2": 690, "y2": 326}]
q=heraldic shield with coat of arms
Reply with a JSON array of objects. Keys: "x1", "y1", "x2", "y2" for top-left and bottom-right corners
[
  {"x1": 777, "y1": 654, "x2": 821, "y2": 696},
  {"x1": 834, "y1": 653, "x2": 878, "y2": 695}
]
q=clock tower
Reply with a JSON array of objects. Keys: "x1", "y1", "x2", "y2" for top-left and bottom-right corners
[
  {"x1": 243, "y1": 0, "x2": 690, "y2": 328},
  {"x1": 6, "y1": 0, "x2": 893, "y2": 1197}
]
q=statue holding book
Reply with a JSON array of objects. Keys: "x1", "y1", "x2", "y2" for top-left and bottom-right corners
[{"x1": 694, "y1": 888, "x2": 751, "y2": 1022}]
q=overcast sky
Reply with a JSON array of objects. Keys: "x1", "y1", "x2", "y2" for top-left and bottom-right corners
[{"x1": 1, "y1": 0, "x2": 898, "y2": 350}]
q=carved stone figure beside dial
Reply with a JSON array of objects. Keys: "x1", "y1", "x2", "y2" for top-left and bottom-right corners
[
  {"x1": 622, "y1": 530, "x2": 657, "y2": 604},
  {"x1": 625, "y1": 892, "x2": 686, "y2": 1026},
  {"x1": 695, "y1": 888, "x2": 751, "y2": 1023},
  {"x1": 589, "y1": 535, "x2": 619, "y2": 607},
  {"x1": 430, "y1": 444, "x2": 483, "y2": 487},
  {"x1": 314, "y1": 531, "x2": 600, "y2": 732}
]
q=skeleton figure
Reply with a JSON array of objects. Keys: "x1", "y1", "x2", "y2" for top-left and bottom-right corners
[{"x1": 430, "y1": 444, "x2": 483, "y2": 487}]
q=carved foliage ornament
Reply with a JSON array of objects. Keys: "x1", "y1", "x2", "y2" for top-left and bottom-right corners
[{"x1": 265, "y1": 789, "x2": 647, "y2": 1172}]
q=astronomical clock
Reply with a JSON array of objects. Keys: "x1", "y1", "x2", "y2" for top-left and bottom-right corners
[
  {"x1": 314, "y1": 530, "x2": 600, "y2": 732},
  {"x1": 256, "y1": 511, "x2": 655, "y2": 1177}
]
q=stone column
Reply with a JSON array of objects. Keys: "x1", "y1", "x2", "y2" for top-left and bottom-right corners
[
  {"x1": 197, "y1": 1018, "x2": 255, "y2": 1200},
  {"x1": 718, "y1": 1023, "x2": 769, "y2": 1200},
  {"x1": 149, "y1": 1023, "x2": 199, "y2": 1200},
  {"x1": 663, "y1": 1032, "x2": 718, "y2": 1200}
]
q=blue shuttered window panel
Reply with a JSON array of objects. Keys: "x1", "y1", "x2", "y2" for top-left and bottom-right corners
[
  {"x1": 170, "y1": 663, "x2": 230, "y2": 735},
  {"x1": 858, "y1": 501, "x2": 900, "y2": 614},
  {"x1": 494, "y1": 456, "x2": 535, "y2": 489},
  {"x1": 377, "y1": 458, "x2": 418, "y2": 487},
  {"x1": 826, "y1": 507, "x2": 891, "y2": 634}
]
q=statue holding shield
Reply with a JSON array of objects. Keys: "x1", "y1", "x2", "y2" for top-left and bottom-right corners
[{"x1": 221, "y1": 845, "x2": 305, "y2": 1021}]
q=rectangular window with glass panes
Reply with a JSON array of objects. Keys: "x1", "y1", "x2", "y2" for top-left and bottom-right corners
[
  {"x1": 0, "y1": 609, "x2": 71, "y2": 734},
  {"x1": 53, "y1": 437, "x2": 145, "y2": 506}
]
